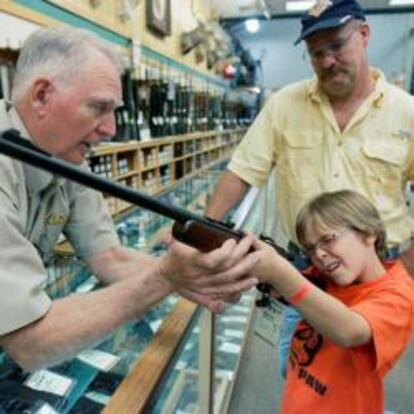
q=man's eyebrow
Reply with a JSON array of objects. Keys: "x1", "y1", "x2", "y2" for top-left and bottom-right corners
[{"x1": 90, "y1": 97, "x2": 123, "y2": 108}]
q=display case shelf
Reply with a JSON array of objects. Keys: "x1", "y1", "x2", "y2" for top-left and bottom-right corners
[{"x1": 84, "y1": 128, "x2": 245, "y2": 223}]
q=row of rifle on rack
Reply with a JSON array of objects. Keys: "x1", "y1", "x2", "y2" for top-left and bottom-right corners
[
  {"x1": 115, "y1": 67, "x2": 254, "y2": 142},
  {"x1": 0, "y1": 57, "x2": 255, "y2": 142}
]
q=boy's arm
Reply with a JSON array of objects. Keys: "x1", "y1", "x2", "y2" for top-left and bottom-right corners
[{"x1": 251, "y1": 239, "x2": 372, "y2": 348}]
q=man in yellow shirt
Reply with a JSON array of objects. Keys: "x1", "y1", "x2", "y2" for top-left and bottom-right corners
[{"x1": 206, "y1": 0, "x2": 414, "y2": 376}]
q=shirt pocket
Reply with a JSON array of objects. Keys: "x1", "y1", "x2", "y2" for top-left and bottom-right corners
[
  {"x1": 279, "y1": 132, "x2": 324, "y2": 197},
  {"x1": 361, "y1": 139, "x2": 407, "y2": 192},
  {"x1": 41, "y1": 209, "x2": 69, "y2": 265}
]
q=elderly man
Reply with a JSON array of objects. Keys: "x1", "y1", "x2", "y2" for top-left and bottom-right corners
[
  {"x1": 0, "y1": 27, "x2": 258, "y2": 371},
  {"x1": 206, "y1": 0, "x2": 414, "y2": 377}
]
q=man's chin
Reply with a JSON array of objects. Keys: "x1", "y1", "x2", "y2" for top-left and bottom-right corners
[
  {"x1": 60, "y1": 153, "x2": 85, "y2": 165},
  {"x1": 323, "y1": 82, "x2": 352, "y2": 98}
]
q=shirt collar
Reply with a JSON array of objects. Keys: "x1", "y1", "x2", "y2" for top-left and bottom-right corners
[
  {"x1": 307, "y1": 67, "x2": 386, "y2": 107},
  {"x1": 6, "y1": 104, "x2": 60, "y2": 194}
]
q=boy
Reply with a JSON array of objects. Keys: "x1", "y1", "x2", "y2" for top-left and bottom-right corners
[{"x1": 251, "y1": 190, "x2": 414, "y2": 413}]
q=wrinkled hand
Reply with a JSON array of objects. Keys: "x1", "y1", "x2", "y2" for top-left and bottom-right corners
[{"x1": 157, "y1": 236, "x2": 259, "y2": 312}]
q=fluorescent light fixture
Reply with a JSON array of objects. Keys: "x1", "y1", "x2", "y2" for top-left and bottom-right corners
[
  {"x1": 286, "y1": 1, "x2": 316, "y2": 12},
  {"x1": 245, "y1": 18, "x2": 260, "y2": 33},
  {"x1": 389, "y1": 0, "x2": 414, "y2": 5}
]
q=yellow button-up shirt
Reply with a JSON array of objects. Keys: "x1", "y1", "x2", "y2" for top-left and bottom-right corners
[{"x1": 229, "y1": 69, "x2": 414, "y2": 247}]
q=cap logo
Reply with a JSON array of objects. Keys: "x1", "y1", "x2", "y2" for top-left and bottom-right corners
[
  {"x1": 339, "y1": 15, "x2": 352, "y2": 24},
  {"x1": 308, "y1": 0, "x2": 333, "y2": 17}
]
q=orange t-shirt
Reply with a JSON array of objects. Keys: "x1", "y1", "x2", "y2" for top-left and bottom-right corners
[{"x1": 281, "y1": 260, "x2": 414, "y2": 414}]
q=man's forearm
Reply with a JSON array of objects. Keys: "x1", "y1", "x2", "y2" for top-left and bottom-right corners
[
  {"x1": 0, "y1": 269, "x2": 172, "y2": 371},
  {"x1": 88, "y1": 246, "x2": 158, "y2": 285},
  {"x1": 206, "y1": 171, "x2": 250, "y2": 220}
]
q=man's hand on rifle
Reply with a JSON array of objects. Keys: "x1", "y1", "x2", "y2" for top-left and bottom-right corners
[{"x1": 157, "y1": 235, "x2": 259, "y2": 312}]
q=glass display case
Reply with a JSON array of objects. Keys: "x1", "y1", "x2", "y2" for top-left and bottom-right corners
[{"x1": 0, "y1": 162, "x2": 262, "y2": 413}]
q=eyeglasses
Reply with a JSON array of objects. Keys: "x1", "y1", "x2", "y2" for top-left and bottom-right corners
[
  {"x1": 303, "y1": 228, "x2": 349, "y2": 256},
  {"x1": 307, "y1": 30, "x2": 356, "y2": 62}
]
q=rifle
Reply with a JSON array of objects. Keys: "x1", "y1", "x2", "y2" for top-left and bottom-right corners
[{"x1": 0, "y1": 129, "x2": 287, "y2": 306}]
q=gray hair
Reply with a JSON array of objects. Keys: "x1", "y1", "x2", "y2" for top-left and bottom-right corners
[{"x1": 12, "y1": 27, "x2": 124, "y2": 102}]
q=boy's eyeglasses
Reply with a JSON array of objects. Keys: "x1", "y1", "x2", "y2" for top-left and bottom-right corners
[
  {"x1": 306, "y1": 30, "x2": 356, "y2": 62},
  {"x1": 303, "y1": 228, "x2": 349, "y2": 256}
]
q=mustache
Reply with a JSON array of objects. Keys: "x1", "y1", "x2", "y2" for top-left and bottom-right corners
[{"x1": 319, "y1": 67, "x2": 347, "y2": 80}]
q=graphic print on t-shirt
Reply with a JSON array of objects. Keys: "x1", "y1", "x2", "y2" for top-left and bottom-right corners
[
  {"x1": 290, "y1": 323, "x2": 323, "y2": 366},
  {"x1": 289, "y1": 321, "x2": 327, "y2": 396}
]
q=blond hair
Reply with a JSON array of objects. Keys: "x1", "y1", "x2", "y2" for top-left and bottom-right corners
[{"x1": 296, "y1": 190, "x2": 386, "y2": 256}]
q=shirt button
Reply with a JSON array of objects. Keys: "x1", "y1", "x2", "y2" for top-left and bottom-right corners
[
  {"x1": 338, "y1": 141, "x2": 343, "y2": 146},
  {"x1": 334, "y1": 173, "x2": 339, "y2": 178}
]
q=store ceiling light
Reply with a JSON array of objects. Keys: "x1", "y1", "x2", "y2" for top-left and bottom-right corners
[
  {"x1": 245, "y1": 18, "x2": 260, "y2": 33},
  {"x1": 389, "y1": 0, "x2": 414, "y2": 5},
  {"x1": 286, "y1": 1, "x2": 316, "y2": 12}
]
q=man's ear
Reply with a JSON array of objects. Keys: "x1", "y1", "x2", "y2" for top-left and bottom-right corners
[
  {"x1": 360, "y1": 23, "x2": 370, "y2": 49},
  {"x1": 29, "y1": 77, "x2": 55, "y2": 118}
]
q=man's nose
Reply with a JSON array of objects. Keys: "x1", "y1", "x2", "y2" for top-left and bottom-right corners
[
  {"x1": 97, "y1": 112, "x2": 116, "y2": 139},
  {"x1": 317, "y1": 52, "x2": 337, "y2": 69}
]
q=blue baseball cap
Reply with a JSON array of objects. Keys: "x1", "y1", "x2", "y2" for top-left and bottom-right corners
[{"x1": 294, "y1": 0, "x2": 366, "y2": 46}]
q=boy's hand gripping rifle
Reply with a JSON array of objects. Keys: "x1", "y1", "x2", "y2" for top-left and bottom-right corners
[{"x1": 0, "y1": 129, "x2": 286, "y2": 307}]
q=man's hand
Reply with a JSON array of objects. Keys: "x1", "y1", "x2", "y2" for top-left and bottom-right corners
[{"x1": 157, "y1": 236, "x2": 259, "y2": 312}]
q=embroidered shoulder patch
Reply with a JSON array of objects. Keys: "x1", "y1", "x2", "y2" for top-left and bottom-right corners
[{"x1": 46, "y1": 213, "x2": 68, "y2": 226}]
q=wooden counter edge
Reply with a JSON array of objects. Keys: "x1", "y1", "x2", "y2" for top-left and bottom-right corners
[{"x1": 103, "y1": 298, "x2": 199, "y2": 414}]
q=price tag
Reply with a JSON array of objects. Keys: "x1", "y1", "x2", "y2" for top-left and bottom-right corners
[
  {"x1": 25, "y1": 370, "x2": 74, "y2": 397},
  {"x1": 85, "y1": 391, "x2": 111, "y2": 405},
  {"x1": 75, "y1": 276, "x2": 98, "y2": 293},
  {"x1": 218, "y1": 342, "x2": 241, "y2": 354},
  {"x1": 232, "y1": 305, "x2": 250, "y2": 314},
  {"x1": 220, "y1": 315, "x2": 248, "y2": 324},
  {"x1": 77, "y1": 349, "x2": 121, "y2": 372},
  {"x1": 223, "y1": 329, "x2": 244, "y2": 339},
  {"x1": 141, "y1": 128, "x2": 151, "y2": 140},
  {"x1": 175, "y1": 360, "x2": 187, "y2": 370},
  {"x1": 35, "y1": 404, "x2": 59, "y2": 414},
  {"x1": 150, "y1": 319, "x2": 162, "y2": 332}
]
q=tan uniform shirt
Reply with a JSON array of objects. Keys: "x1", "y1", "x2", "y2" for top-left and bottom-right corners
[
  {"x1": 0, "y1": 101, "x2": 120, "y2": 334},
  {"x1": 229, "y1": 69, "x2": 414, "y2": 246}
]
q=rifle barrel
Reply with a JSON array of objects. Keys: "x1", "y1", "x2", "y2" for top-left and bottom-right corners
[{"x1": 0, "y1": 130, "x2": 203, "y2": 224}]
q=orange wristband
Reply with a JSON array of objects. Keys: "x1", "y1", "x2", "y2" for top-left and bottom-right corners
[{"x1": 288, "y1": 281, "x2": 313, "y2": 306}]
